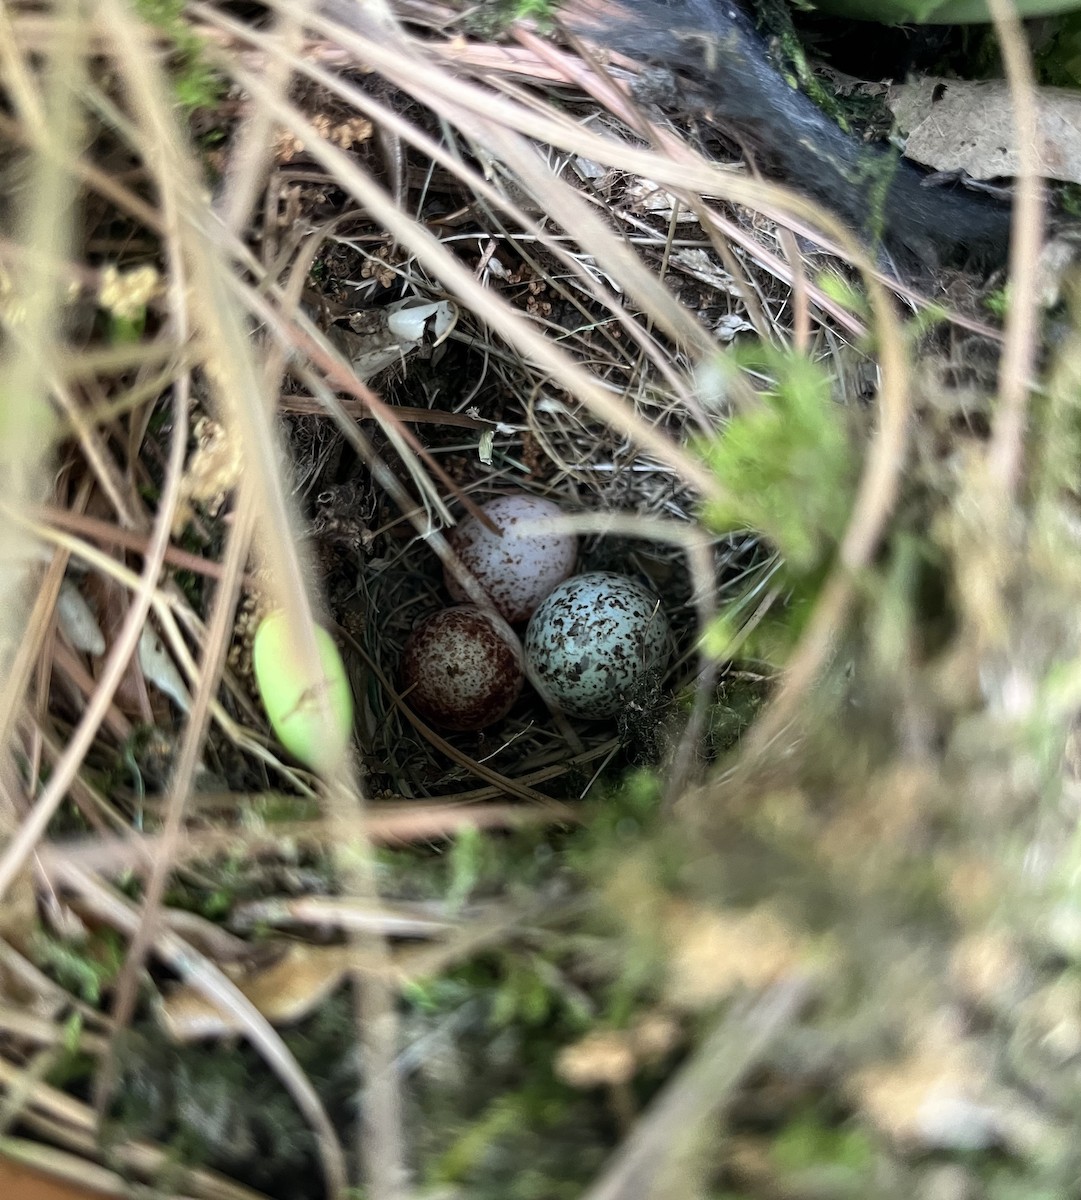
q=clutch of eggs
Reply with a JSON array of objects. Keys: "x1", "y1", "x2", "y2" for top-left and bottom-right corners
[
  {"x1": 445, "y1": 494, "x2": 577, "y2": 623},
  {"x1": 524, "y1": 572, "x2": 671, "y2": 719},
  {"x1": 401, "y1": 605, "x2": 524, "y2": 731}
]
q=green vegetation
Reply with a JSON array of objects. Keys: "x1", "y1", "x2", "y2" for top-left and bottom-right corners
[
  {"x1": 133, "y1": 0, "x2": 223, "y2": 111},
  {"x1": 697, "y1": 346, "x2": 855, "y2": 576},
  {"x1": 771, "y1": 1107, "x2": 876, "y2": 1192},
  {"x1": 33, "y1": 928, "x2": 125, "y2": 1005},
  {"x1": 984, "y1": 285, "x2": 1011, "y2": 319},
  {"x1": 760, "y1": 0, "x2": 853, "y2": 129},
  {"x1": 459, "y1": 0, "x2": 558, "y2": 38},
  {"x1": 1036, "y1": 12, "x2": 1081, "y2": 85}
]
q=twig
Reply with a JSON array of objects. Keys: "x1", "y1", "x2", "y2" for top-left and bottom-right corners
[
  {"x1": 985, "y1": 0, "x2": 1044, "y2": 499},
  {"x1": 36, "y1": 802, "x2": 580, "y2": 877}
]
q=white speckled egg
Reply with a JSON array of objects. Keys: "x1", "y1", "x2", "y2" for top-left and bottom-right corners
[
  {"x1": 402, "y1": 606, "x2": 524, "y2": 732},
  {"x1": 445, "y1": 495, "x2": 577, "y2": 624},
  {"x1": 524, "y1": 572, "x2": 671, "y2": 719}
]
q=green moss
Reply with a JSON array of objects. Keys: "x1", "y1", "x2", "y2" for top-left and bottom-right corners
[
  {"x1": 771, "y1": 1108, "x2": 875, "y2": 1180},
  {"x1": 427, "y1": 1082, "x2": 607, "y2": 1195},
  {"x1": 377, "y1": 821, "x2": 572, "y2": 909},
  {"x1": 509, "y1": 0, "x2": 556, "y2": 21},
  {"x1": 108, "y1": 311, "x2": 148, "y2": 344},
  {"x1": 757, "y1": 0, "x2": 852, "y2": 130},
  {"x1": 457, "y1": 0, "x2": 557, "y2": 39},
  {"x1": 45, "y1": 1017, "x2": 96, "y2": 1092},
  {"x1": 702, "y1": 674, "x2": 769, "y2": 748},
  {"x1": 445, "y1": 824, "x2": 489, "y2": 913},
  {"x1": 1057, "y1": 182, "x2": 1081, "y2": 218},
  {"x1": 133, "y1": 0, "x2": 223, "y2": 112},
  {"x1": 984, "y1": 285, "x2": 1010, "y2": 320},
  {"x1": 697, "y1": 345, "x2": 856, "y2": 577},
  {"x1": 433, "y1": 1095, "x2": 525, "y2": 1182},
  {"x1": 576, "y1": 768, "x2": 662, "y2": 843},
  {"x1": 33, "y1": 927, "x2": 125, "y2": 1005},
  {"x1": 1035, "y1": 13, "x2": 1081, "y2": 88}
]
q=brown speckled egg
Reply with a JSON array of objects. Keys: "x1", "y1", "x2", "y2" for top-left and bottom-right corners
[
  {"x1": 402, "y1": 606, "x2": 524, "y2": 732},
  {"x1": 524, "y1": 572, "x2": 671, "y2": 719},
  {"x1": 445, "y1": 495, "x2": 577, "y2": 623}
]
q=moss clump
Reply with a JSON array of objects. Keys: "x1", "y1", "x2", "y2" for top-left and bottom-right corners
[
  {"x1": 132, "y1": 0, "x2": 223, "y2": 111},
  {"x1": 697, "y1": 346, "x2": 856, "y2": 577},
  {"x1": 456, "y1": 0, "x2": 558, "y2": 40}
]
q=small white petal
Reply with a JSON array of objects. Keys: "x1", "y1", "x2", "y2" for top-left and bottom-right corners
[
  {"x1": 138, "y1": 626, "x2": 191, "y2": 712},
  {"x1": 57, "y1": 581, "x2": 105, "y2": 655}
]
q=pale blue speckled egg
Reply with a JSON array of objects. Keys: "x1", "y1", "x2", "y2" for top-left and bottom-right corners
[{"x1": 524, "y1": 572, "x2": 671, "y2": 719}]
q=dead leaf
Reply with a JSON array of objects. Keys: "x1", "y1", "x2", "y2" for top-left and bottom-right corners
[
  {"x1": 890, "y1": 77, "x2": 1081, "y2": 183},
  {"x1": 662, "y1": 900, "x2": 803, "y2": 1010},
  {"x1": 157, "y1": 944, "x2": 352, "y2": 1040},
  {"x1": 157, "y1": 942, "x2": 405, "y2": 1041}
]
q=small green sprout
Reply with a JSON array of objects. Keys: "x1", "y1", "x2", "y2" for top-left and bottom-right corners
[
  {"x1": 134, "y1": 0, "x2": 223, "y2": 111},
  {"x1": 984, "y1": 286, "x2": 1010, "y2": 320}
]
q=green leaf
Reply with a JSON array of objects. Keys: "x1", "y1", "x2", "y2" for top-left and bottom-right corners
[{"x1": 252, "y1": 610, "x2": 354, "y2": 774}]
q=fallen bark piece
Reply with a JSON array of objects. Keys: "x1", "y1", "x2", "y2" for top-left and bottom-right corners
[{"x1": 890, "y1": 77, "x2": 1081, "y2": 184}]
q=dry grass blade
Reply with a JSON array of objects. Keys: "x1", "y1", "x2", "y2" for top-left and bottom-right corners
[
  {"x1": 581, "y1": 979, "x2": 812, "y2": 1200},
  {"x1": 36, "y1": 801, "x2": 579, "y2": 877},
  {"x1": 985, "y1": 0, "x2": 1044, "y2": 498},
  {"x1": 51, "y1": 859, "x2": 349, "y2": 1196},
  {"x1": 0, "y1": 1138, "x2": 134, "y2": 1200},
  {"x1": 0, "y1": 23, "x2": 184, "y2": 910},
  {"x1": 196, "y1": 3, "x2": 726, "y2": 494},
  {"x1": 92, "y1": 491, "x2": 255, "y2": 1114},
  {"x1": 0, "y1": 0, "x2": 79, "y2": 855}
]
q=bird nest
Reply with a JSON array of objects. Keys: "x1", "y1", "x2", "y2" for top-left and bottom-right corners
[
  {"x1": 295, "y1": 297, "x2": 779, "y2": 802},
  {"x1": 249, "y1": 22, "x2": 860, "y2": 804}
]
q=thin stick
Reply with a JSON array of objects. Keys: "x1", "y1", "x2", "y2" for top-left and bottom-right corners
[
  {"x1": 581, "y1": 979, "x2": 811, "y2": 1200},
  {"x1": 985, "y1": 0, "x2": 1044, "y2": 499}
]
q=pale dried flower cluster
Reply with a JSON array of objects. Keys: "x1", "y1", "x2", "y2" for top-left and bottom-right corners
[
  {"x1": 664, "y1": 901, "x2": 803, "y2": 1010},
  {"x1": 174, "y1": 414, "x2": 244, "y2": 531},
  {"x1": 98, "y1": 263, "x2": 161, "y2": 321},
  {"x1": 274, "y1": 113, "x2": 374, "y2": 164},
  {"x1": 555, "y1": 1010, "x2": 681, "y2": 1088}
]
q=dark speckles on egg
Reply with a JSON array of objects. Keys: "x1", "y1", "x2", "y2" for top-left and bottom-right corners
[
  {"x1": 402, "y1": 606, "x2": 524, "y2": 732},
  {"x1": 445, "y1": 495, "x2": 577, "y2": 623},
  {"x1": 524, "y1": 572, "x2": 671, "y2": 719}
]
